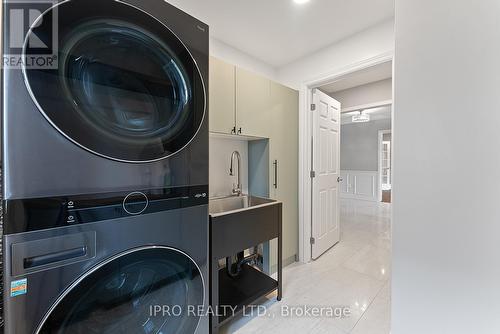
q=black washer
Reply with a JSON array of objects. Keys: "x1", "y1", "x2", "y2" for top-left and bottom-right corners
[{"x1": 23, "y1": 0, "x2": 206, "y2": 162}]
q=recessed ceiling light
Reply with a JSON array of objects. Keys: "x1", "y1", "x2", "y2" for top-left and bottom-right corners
[{"x1": 294, "y1": 0, "x2": 310, "y2": 4}]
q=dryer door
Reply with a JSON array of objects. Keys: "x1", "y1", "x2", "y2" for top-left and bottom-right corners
[
  {"x1": 23, "y1": 0, "x2": 205, "y2": 163},
  {"x1": 37, "y1": 247, "x2": 205, "y2": 334}
]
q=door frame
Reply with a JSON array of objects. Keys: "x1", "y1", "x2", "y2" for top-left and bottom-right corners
[
  {"x1": 298, "y1": 51, "x2": 394, "y2": 263},
  {"x1": 378, "y1": 129, "x2": 392, "y2": 202}
]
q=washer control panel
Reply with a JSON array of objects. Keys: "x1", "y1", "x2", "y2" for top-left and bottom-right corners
[
  {"x1": 123, "y1": 192, "x2": 149, "y2": 215},
  {"x1": 3, "y1": 185, "x2": 208, "y2": 234}
]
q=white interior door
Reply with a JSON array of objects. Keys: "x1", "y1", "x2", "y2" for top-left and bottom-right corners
[{"x1": 311, "y1": 89, "x2": 341, "y2": 260}]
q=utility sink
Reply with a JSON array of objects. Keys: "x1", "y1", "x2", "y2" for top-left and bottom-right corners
[
  {"x1": 209, "y1": 194, "x2": 283, "y2": 331},
  {"x1": 209, "y1": 195, "x2": 277, "y2": 217}
]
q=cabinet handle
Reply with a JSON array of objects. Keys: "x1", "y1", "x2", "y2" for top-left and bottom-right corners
[
  {"x1": 238, "y1": 127, "x2": 242, "y2": 134},
  {"x1": 231, "y1": 126, "x2": 236, "y2": 134},
  {"x1": 273, "y1": 160, "x2": 278, "y2": 189}
]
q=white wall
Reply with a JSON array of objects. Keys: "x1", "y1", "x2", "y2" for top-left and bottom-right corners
[
  {"x1": 330, "y1": 78, "x2": 392, "y2": 110},
  {"x1": 278, "y1": 19, "x2": 394, "y2": 89},
  {"x1": 392, "y1": 1, "x2": 500, "y2": 333},
  {"x1": 209, "y1": 136, "x2": 249, "y2": 198},
  {"x1": 341, "y1": 119, "x2": 391, "y2": 171},
  {"x1": 210, "y1": 37, "x2": 278, "y2": 81}
]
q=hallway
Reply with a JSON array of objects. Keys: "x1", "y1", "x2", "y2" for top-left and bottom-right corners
[{"x1": 222, "y1": 199, "x2": 391, "y2": 334}]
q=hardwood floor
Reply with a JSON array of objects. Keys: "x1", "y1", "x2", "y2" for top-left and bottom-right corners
[{"x1": 382, "y1": 190, "x2": 391, "y2": 203}]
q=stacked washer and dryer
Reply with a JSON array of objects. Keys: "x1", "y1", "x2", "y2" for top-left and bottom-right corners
[{"x1": 2, "y1": 0, "x2": 209, "y2": 333}]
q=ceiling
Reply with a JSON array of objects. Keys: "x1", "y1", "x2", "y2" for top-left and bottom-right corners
[
  {"x1": 165, "y1": 0, "x2": 394, "y2": 67},
  {"x1": 320, "y1": 61, "x2": 393, "y2": 93},
  {"x1": 341, "y1": 105, "x2": 391, "y2": 125}
]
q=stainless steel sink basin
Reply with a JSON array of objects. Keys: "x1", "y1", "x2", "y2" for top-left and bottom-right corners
[{"x1": 209, "y1": 195, "x2": 277, "y2": 216}]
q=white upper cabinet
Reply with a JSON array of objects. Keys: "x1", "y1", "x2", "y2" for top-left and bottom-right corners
[
  {"x1": 235, "y1": 67, "x2": 271, "y2": 137},
  {"x1": 208, "y1": 57, "x2": 300, "y2": 266},
  {"x1": 209, "y1": 57, "x2": 236, "y2": 134}
]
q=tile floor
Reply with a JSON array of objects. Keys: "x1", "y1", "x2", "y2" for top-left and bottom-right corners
[{"x1": 220, "y1": 198, "x2": 392, "y2": 334}]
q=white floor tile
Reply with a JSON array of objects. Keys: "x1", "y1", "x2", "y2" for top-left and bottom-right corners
[
  {"x1": 341, "y1": 244, "x2": 391, "y2": 281},
  {"x1": 221, "y1": 199, "x2": 391, "y2": 334},
  {"x1": 351, "y1": 292, "x2": 391, "y2": 334}
]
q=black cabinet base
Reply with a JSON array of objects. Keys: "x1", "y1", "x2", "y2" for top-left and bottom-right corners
[
  {"x1": 209, "y1": 201, "x2": 282, "y2": 334},
  {"x1": 218, "y1": 264, "x2": 278, "y2": 324}
]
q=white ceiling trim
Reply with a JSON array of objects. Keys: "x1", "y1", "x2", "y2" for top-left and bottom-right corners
[{"x1": 341, "y1": 100, "x2": 393, "y2": 113}]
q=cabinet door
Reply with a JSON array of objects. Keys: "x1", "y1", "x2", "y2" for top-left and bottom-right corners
[
  {"x1": 209, "y1": 57, "x2": 236, "y2": 134},
  {"x1": 269, "y1": 82, "x2": 299, "y2": 200},
  {"x1": 235, "y1": 67, "x2": 271, "y2": 137},
  {"x1": 268, "y1": 82, "x2": 299, "y2": 268}
]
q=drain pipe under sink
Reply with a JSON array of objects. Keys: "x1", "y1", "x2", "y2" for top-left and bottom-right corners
[{"x1": 226, "y1": 247, "x2": 259, "y2": 278}]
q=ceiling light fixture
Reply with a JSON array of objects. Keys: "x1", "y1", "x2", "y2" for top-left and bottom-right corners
[
  {"x1": 293, "y1": 0, "x2": 310, "y2": 4},
  {"x1": 352, "y1": 110, "x2": 370, "y2": 123}
]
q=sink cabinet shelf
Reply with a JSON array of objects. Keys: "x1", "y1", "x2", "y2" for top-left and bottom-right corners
[
  {"x1": 217, "y1": 264, "x2": 278, "y2": 325},
  {"x1": 209, "y1": 200, "x2": 282, "y2": 334}
]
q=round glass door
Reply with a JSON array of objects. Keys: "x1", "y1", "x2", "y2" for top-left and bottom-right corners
[
  {"x1": 37, "y1": 247, "x2": 204, "y2": 333},
  {"x1": 23, "y1": 0, "x2": 205, "y2": 162}
]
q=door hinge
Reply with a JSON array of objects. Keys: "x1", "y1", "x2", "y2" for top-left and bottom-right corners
[
  {"x1": 310, "y1": 103, "x2": 316, "y2": 111},
  {"x1": 310, "y1": 237, "x2": 315, "y2": 245},
  {"x1": 310, "y1": 171, "x2": 316, "y2": 178}
]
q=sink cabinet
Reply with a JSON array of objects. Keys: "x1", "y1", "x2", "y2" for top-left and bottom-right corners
[{"x1": 209, "y1": 199, "x2": 282, "y2": 334}]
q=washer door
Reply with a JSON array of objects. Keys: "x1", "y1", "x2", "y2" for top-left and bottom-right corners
[
  {"x1": 37, "y1": 247, "x2": 204, "y2": 334},
  {"x1": 23, "y1": 0, "x2": 205, "y2": 163}
]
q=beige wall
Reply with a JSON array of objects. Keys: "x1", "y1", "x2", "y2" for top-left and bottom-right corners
[{"x1": 209, "y1": 136, "x2": 249, "y2": 198}]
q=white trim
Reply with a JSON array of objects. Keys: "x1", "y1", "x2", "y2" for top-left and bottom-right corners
[
  {"x1": 341, "y1": 100, "x2": 393, "y2": 113},
  {"x1": 340, "y1": 170, "x2": 379, "y2": 202},
  {"x1": 298, "y1": 52, "x2": 394, "y2": 263},
  {"x1": 378, "y1": 130, "x2": 392, "y2": 202}
]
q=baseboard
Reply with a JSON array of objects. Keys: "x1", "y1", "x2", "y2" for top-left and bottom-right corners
[{"x1": 270, "y1": 254, "x2": 297, "y2": 275}]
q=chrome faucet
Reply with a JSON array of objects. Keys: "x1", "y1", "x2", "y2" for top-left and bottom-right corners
[{"x1": 229, "y1": 151, "x2": 242, "y2": 196}]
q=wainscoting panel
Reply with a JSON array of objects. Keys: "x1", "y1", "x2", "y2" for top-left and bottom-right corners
[{"x1": 340, "y1": 170, "x2": 378, "y2": 202}]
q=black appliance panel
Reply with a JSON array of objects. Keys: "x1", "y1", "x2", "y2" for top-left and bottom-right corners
[{"x1": 3, "y1": 185, "x2": 208, "y2": 234}]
